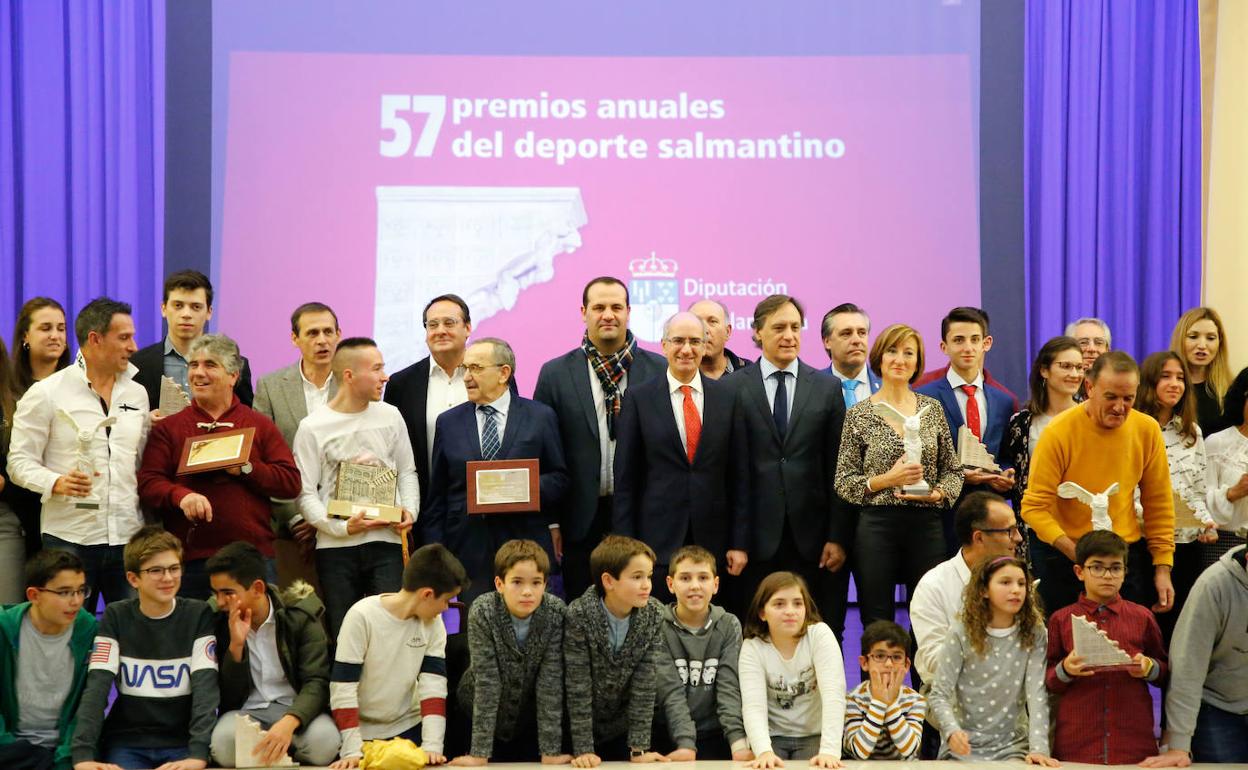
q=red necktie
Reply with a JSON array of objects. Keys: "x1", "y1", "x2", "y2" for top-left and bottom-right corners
[
  {"x1": 681, "y1": 385, "x2": 701, "y2": 464},
  {"x1": 961, "y1": 384, "x2": 981, "y2": 439}
]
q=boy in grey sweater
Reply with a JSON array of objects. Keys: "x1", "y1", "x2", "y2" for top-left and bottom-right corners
[
  {"x1": 1142, "y1": 545, "x2": 1248, "y2": 766},
  {"x1": 564, "y1": 535, "x2": 665, "y2": 765},
  {"x1": 453, "y1": 539, "x2": 567, "y2": 764},
  {"x1": 654, "y1": 546, "x2": 749, "y2": 761}
]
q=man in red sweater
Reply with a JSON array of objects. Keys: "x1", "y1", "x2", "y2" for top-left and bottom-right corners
[{"x1": 139, "y1": 334, "x2": 300, "y2": 599}]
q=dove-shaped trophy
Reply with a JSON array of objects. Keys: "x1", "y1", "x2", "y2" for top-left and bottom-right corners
[
  {"x1": 1057, "y1": 481, "x2": 1120, "y2": 532},
  {"x1": 873, "y1": 401, "x2": 933, "y2": 495},
  {"x1": 55, "y1": 408, "x2": 117, "y2": 510}
]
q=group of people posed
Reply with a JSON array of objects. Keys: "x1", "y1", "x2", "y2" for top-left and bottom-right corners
[{"x1": 0, "y1": 268, "x2": 1245, "y2": 768}]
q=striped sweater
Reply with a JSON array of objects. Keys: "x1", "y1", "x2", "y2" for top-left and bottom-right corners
[
  {"x1": 843, "y1": 680, "x2": 925, "y2": 760},
  {"x1": 329, "y1": 595, "x2": 447, "y2": 760}
]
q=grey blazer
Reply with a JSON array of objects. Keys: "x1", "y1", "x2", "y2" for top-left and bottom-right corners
[{"x1": 254, "y1": 361, "x2": 339, "y2": 449}]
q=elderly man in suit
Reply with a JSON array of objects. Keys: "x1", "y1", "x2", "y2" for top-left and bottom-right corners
[
  {"x1": 533, "y1": 276, "x2": 666, "y2": 598},
  {"x1": 254, "y1": 302, "x2": 341, "y2": 585},
  {"x1": 424, "y1": 338, "x2": 569, "y2": 602},
  {"x1": 132, "y1": 269, "x2": 254, "y2": 412},
  {"x1": 613, "y1": 311, "x2": 746, "y2": 601},
  {"x1": 688, "y1": 298, "x2": 750, "y2": 379},
  {"x1": 729, "y1": 294, "x2": 852, "y2": 639}
]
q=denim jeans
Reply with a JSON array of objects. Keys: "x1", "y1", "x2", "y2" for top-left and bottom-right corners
[
  {"x1": 770, "y1": 735, "x2": 821, "y2": 760},
  {"x1": 1191, "y1": 701, "x2": 1248, "y2": 763},
  {"x1": 41, "y1": 534, "x2": 133, "y2": 608},
  {"x1": 103, "y1": 744, "x2": 191, "y2": 769},
  {"x1": 316, "y1": 541, "x2": 404, "y2": 640}
]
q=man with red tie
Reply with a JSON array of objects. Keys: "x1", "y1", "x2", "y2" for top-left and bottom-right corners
[
  {"x1": 916, "y1": 306, "x2": 1018, "y2": 556},
  {"x1": 613, "y1": 312, "x2": 746, "y2": 601}
]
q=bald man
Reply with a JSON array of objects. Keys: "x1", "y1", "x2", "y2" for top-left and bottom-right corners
[
  {"x1": 689, "y1": 299, "x2": 750, "y2": 379},
  {"x1": 291, "y1": 336, "x2": 417, "y2": 637}
]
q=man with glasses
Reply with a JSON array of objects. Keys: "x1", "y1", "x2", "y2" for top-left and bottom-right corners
[
  {"x1": 1065, "y1": 317, "x2": 1112, "y2": 372},
  {"x1": 423, "y1": 338, "x2": 568, "y2": 602},
  {"x1": 911, "y1": 492, "x2": 1022, "y2": 686},
  {"x1": 0, "y1": 550, "x2": 96, "y2": 770},
  {"x1": 613, "y1": 312, "x2": 745, "y2": 601}
]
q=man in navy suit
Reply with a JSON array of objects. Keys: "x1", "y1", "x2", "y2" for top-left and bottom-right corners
[
  {"x1": 821, "y1": 303, "x2": 882, "y2": 405},
  {"x1": 916, "y1": 306, "x2": 1018, "y2": 556},
  {"x1": 613, "y1": 312, "x2": 747, "y2": 601},
  {"x1": 424, "y1": 338, "x2": 569, "y2": 602},
  {"x1": 533, "y1": 276, "x2": 667, "y2": 599},
  {"x1": 729, "y1": 295, "x2": 852, "y2": 639}
]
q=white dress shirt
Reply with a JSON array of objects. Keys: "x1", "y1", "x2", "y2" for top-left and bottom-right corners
[
  {"x1": 243, "y1": 599, "x2": 299, "y2": 710},
  {"x1": 473, "y1": 389, "x2": 511, "y2": 453},
  {"x1": 758, "y1": 357, "x2": 799, "y2": 422},
  {"x1": 946, "y1": 368, "x2": 988, "y2": 435},
  {"x1": 830, "y1": 366, "x2": 872, "y2": 406},
  {"x1": 426, "y1": 361, "x2": 468, "y2": 468},
  {"x1": 666, "y1": 370, "x2": 704, "y2": 454},
  {"x1": 586, "y1": 360, "x2": 627, "y2": 496},
  {"x1": 6, "y1": 354, "x2": 151, "y2": 546},
  {"x1": 1205, "y1": 426, "x2": 1248, "y2": 533},
  {"x1": 909, "y1": 549, "x2": 973, "y2": 682},
  {"x1": 299, "y1": 360, "x2": 334, "y2": 416}
]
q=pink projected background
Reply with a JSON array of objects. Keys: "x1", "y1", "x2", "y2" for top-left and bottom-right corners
[{"x1": 218, "y1": 53, "x2": 978, "y2": 391}]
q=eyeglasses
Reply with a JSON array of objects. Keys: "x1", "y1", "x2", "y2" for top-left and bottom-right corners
[
  {"x1": 664, "y1": 337, "x2": 705, "y2": 349},
  {"x1": 464, "y1": 363, "x2": 503, "y2": 376},
  {"x1": 976, "y1": 525, "x2": 1022, "y2": 538},
  {"x1": 1083, "y1": 563, "x2": 1125, "y2": 578},
  {"x1": 423, "y1": 317, "x2": 463, "y2": 330},
  {"x1": 138, "y1": 564, "x2": 183, "y2": 578},
  {"x1": 1076, "y1": 337, "x2": 1108, "y2": 349},
  {"x1": 35, "y1": 586, "x2": 92, "y2": 600},
  {"x1": 867, "y1": 652, "x2": 906, "y2": 665},
  {"x1": 1052, "y1": 361, "x2": 1086, "y2": 373}
]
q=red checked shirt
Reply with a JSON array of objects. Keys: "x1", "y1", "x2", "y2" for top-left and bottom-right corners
[{"x1": 1045, "y1": 594, "x2": 1168, "y2": 764}]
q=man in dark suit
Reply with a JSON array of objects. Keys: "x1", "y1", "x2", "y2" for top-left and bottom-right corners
[
  {"x1": 729, "y1": 294, "x2": 852, "y2": 640},
  {"x1": 689, "y1": 298, "x2": 750, "y2": 379},
  {"x1": 821, "y1": 303, "x2": 883, "y2": 405},
  {"x1": 424, "y1": 338, "x2": 569, "y2": 602},
  {"x1": 613, "y1": 312, "x2": 746, "y2": 601},
  {"x1": 132, "y1": 269, "x2": 253, "y2": 410},
  {"x1": 533, "y1": 276, "x2": 666, "y2": 599},
  {"x1": 915, "y1": 306, "x2": 1018, "y2": 556}
]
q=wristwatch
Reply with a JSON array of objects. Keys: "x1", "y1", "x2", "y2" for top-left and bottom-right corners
[
  {"x1": 239, "y1": 462, "x2": 253, "y2": 475},
  {"x1": 630, "y1": 749, "x2": 646, "y2": 759}
]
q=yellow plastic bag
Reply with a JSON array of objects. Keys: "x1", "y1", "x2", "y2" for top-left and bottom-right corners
[{"x1": 359, "y1": 737, "x2": 429, "y2": 769}]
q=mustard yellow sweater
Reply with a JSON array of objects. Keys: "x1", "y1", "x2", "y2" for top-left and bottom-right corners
[{"x1": 1021, "y1": 406, "x2": 1175, "y2": 566}]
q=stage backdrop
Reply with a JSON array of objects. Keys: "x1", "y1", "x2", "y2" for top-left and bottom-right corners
[{"x1": 205, "y1": 0, "x2": 991, "y2": 392}]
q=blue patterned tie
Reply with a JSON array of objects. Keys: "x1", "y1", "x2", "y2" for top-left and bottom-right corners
[
  {"x1": 842, "y1": 379, "x2": 859, "y2": 408},
  {"x1": 479, "y1": 405, "x2": 501, "y2": 460},
  {"x1": 772, "y1": 371, "x2": 789, "y2": 438}
]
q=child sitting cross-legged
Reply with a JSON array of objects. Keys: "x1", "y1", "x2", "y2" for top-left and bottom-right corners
[{"x1": 843, "y1": 620, "x2": 925, "y2": 761}]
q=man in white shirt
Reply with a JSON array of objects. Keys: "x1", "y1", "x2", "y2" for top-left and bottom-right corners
[
  {"x1": 910, "y1": 491, "x2": 1022, "y2": 684},
  {"x1": 7, "y1": 297, "x2": 150, "y2": 605},
  {"x1": 820, "y1": 303, "x2": 881, "y2": 407},
  {"x1": 291, "y1": 337, "x2": 417, "y2": 638}
]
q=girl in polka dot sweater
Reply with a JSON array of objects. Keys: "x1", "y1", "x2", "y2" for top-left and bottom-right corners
[{"x1": 927, "y1": 556, "x2": 1058, "y2": 766}]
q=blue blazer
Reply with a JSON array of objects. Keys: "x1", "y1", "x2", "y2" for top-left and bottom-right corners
[
  {"x1": 915, "y1": 371, "x2": 1015, "y2": 462},
  {"x1": 424, "y1": 395, "x2": 569, "y2": 584},
  {"x1": 823, "y1": 365, "x2": 882, "y2": 398},
  {"x1": 612, "y1": 373, "x2": 746, "y2": 564}
]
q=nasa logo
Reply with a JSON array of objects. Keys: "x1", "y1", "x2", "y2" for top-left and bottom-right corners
[{"x1": 205, "y1": 639, "x2": 217, "y2": 663}]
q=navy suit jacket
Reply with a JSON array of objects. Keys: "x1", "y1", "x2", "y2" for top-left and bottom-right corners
[
  {"x1": 424, "y1": 395, "x2": 569, "y2": 580},
  {"x1": 132, "y1": 340, "x2": 254, "y2": 408},
  {"x1": 612, "y1": 372, "x2": 745, "y2": 563},
  {"x1": 823, "y1": 365, "x2": 882, "y2": 398},
  {"x1": 532, "y1": 344, "x2": 667, "y2": 542},
  {"x1": 728, "y1": 360, "x2": 849, "y2": 562},
  {"x1": 915, "y1": 369, "x2": 1016, "y2": 461}
]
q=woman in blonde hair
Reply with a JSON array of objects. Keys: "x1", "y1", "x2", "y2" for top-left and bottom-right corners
[{"x1": 1170, "y1": 307, "x2": 1232, "y2": 435}]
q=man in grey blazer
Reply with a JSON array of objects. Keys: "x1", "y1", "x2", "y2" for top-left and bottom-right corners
[
  {"x1": 533, "y1": 276, "x2": 666, "y2": 599},
  {"x1": 254, "y1": 302, "x2": 340, "y2": 585}
]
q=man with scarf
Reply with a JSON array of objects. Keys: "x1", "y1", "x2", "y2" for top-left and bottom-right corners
[{"x1": 534, "y1": 276, "x2": 666, "y2": 599}]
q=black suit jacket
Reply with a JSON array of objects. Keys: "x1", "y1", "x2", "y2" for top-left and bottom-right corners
[
  {"x1": 612, "y1": 373, "x2": 745, "y2": 563},
  {"x1": 728, "y1": 359, "x2": 849, "y2": 562},
  {"x1": 131, "y1": 340, "x2": 254, "y2": 409},
  {"x1": 532, "y1": 344, "x2": 667, "y2": 542},
  {"x1": 384, "y1": 356, "x2": 518, "y2": 512},
  {"x1": 424, "y1": 395, "x2": 569, "y2": 581}
]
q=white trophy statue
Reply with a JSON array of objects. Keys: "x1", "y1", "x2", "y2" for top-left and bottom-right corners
[
  {"x1": 56, "y1": 408, "x2": 117, "y2": 510},
  {"x1": 874, "y1": 402, "x2": 933, "y2": 496},
  {"x1": 1057, "y1": 481, "x2": 1119, "y2": 532}
]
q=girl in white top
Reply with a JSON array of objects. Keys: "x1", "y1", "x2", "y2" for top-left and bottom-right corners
[
  {"x1": 739, "y1": 571, "x2": 845, "y2": 769},
  {"x1": 1204, "y1": 366, "x2": 1248, "y2": 561}
]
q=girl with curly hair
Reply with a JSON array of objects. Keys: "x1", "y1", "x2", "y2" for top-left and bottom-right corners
[{"x1": 927, "y1": 556, "x2": 1056, "y2": 766}]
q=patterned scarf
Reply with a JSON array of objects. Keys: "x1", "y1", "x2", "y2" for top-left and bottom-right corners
[{"x1": 582, "y1": 330, "x2": 636, "y2": 439}]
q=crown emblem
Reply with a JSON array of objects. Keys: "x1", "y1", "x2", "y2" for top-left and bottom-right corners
[{"x1": 628, "y1": 251, "x2": 678, "y2": 278}]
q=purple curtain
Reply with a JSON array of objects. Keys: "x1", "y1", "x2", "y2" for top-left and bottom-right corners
[
  {"x1": 1024, "y1": 0, "x2": 1202, "y2": 363},
  {"x1": 0, "y1": 0, "x2": 165, "y2": 346}
]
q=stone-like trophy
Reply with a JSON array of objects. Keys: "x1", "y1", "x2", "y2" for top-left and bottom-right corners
[
  {"x1": 1057, "y1": 481, "x2": 1119, "y2": 531},
  {"x1": 56, "y1": 408, "x2": 117, "y2": 510},
  {"x1": 873, "y1": 401, "x2": 932, "y2": 496}
]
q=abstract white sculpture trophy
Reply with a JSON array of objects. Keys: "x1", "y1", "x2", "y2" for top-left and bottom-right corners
[
  {"x1": 873, "y1": 402, "x2": 932, "y2": 496},
  {"x1": 957, "y1": 425, "x2": 1002, "y2": 472},
  {"x1": 55, "y1": 409, "x2": 116, "y2": 510},
  {"x1": 1057, "y1": 481, "x2": 1120, "y2": 532},
  {"x1": 1071, "y1": 614, "x2": 1135, "y2": 669},
  {"x1": 234, "y1": 713, "x2": 297, "y2": 768}
]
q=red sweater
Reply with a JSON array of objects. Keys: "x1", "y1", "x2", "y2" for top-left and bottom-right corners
[{"x1": 138, "y1": 397, "x2": 301, "y2": 560}]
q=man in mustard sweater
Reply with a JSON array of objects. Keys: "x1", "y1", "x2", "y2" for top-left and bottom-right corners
[{"x1": 1021, "y1": 351, "x2": 1174, "y2": 616}]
